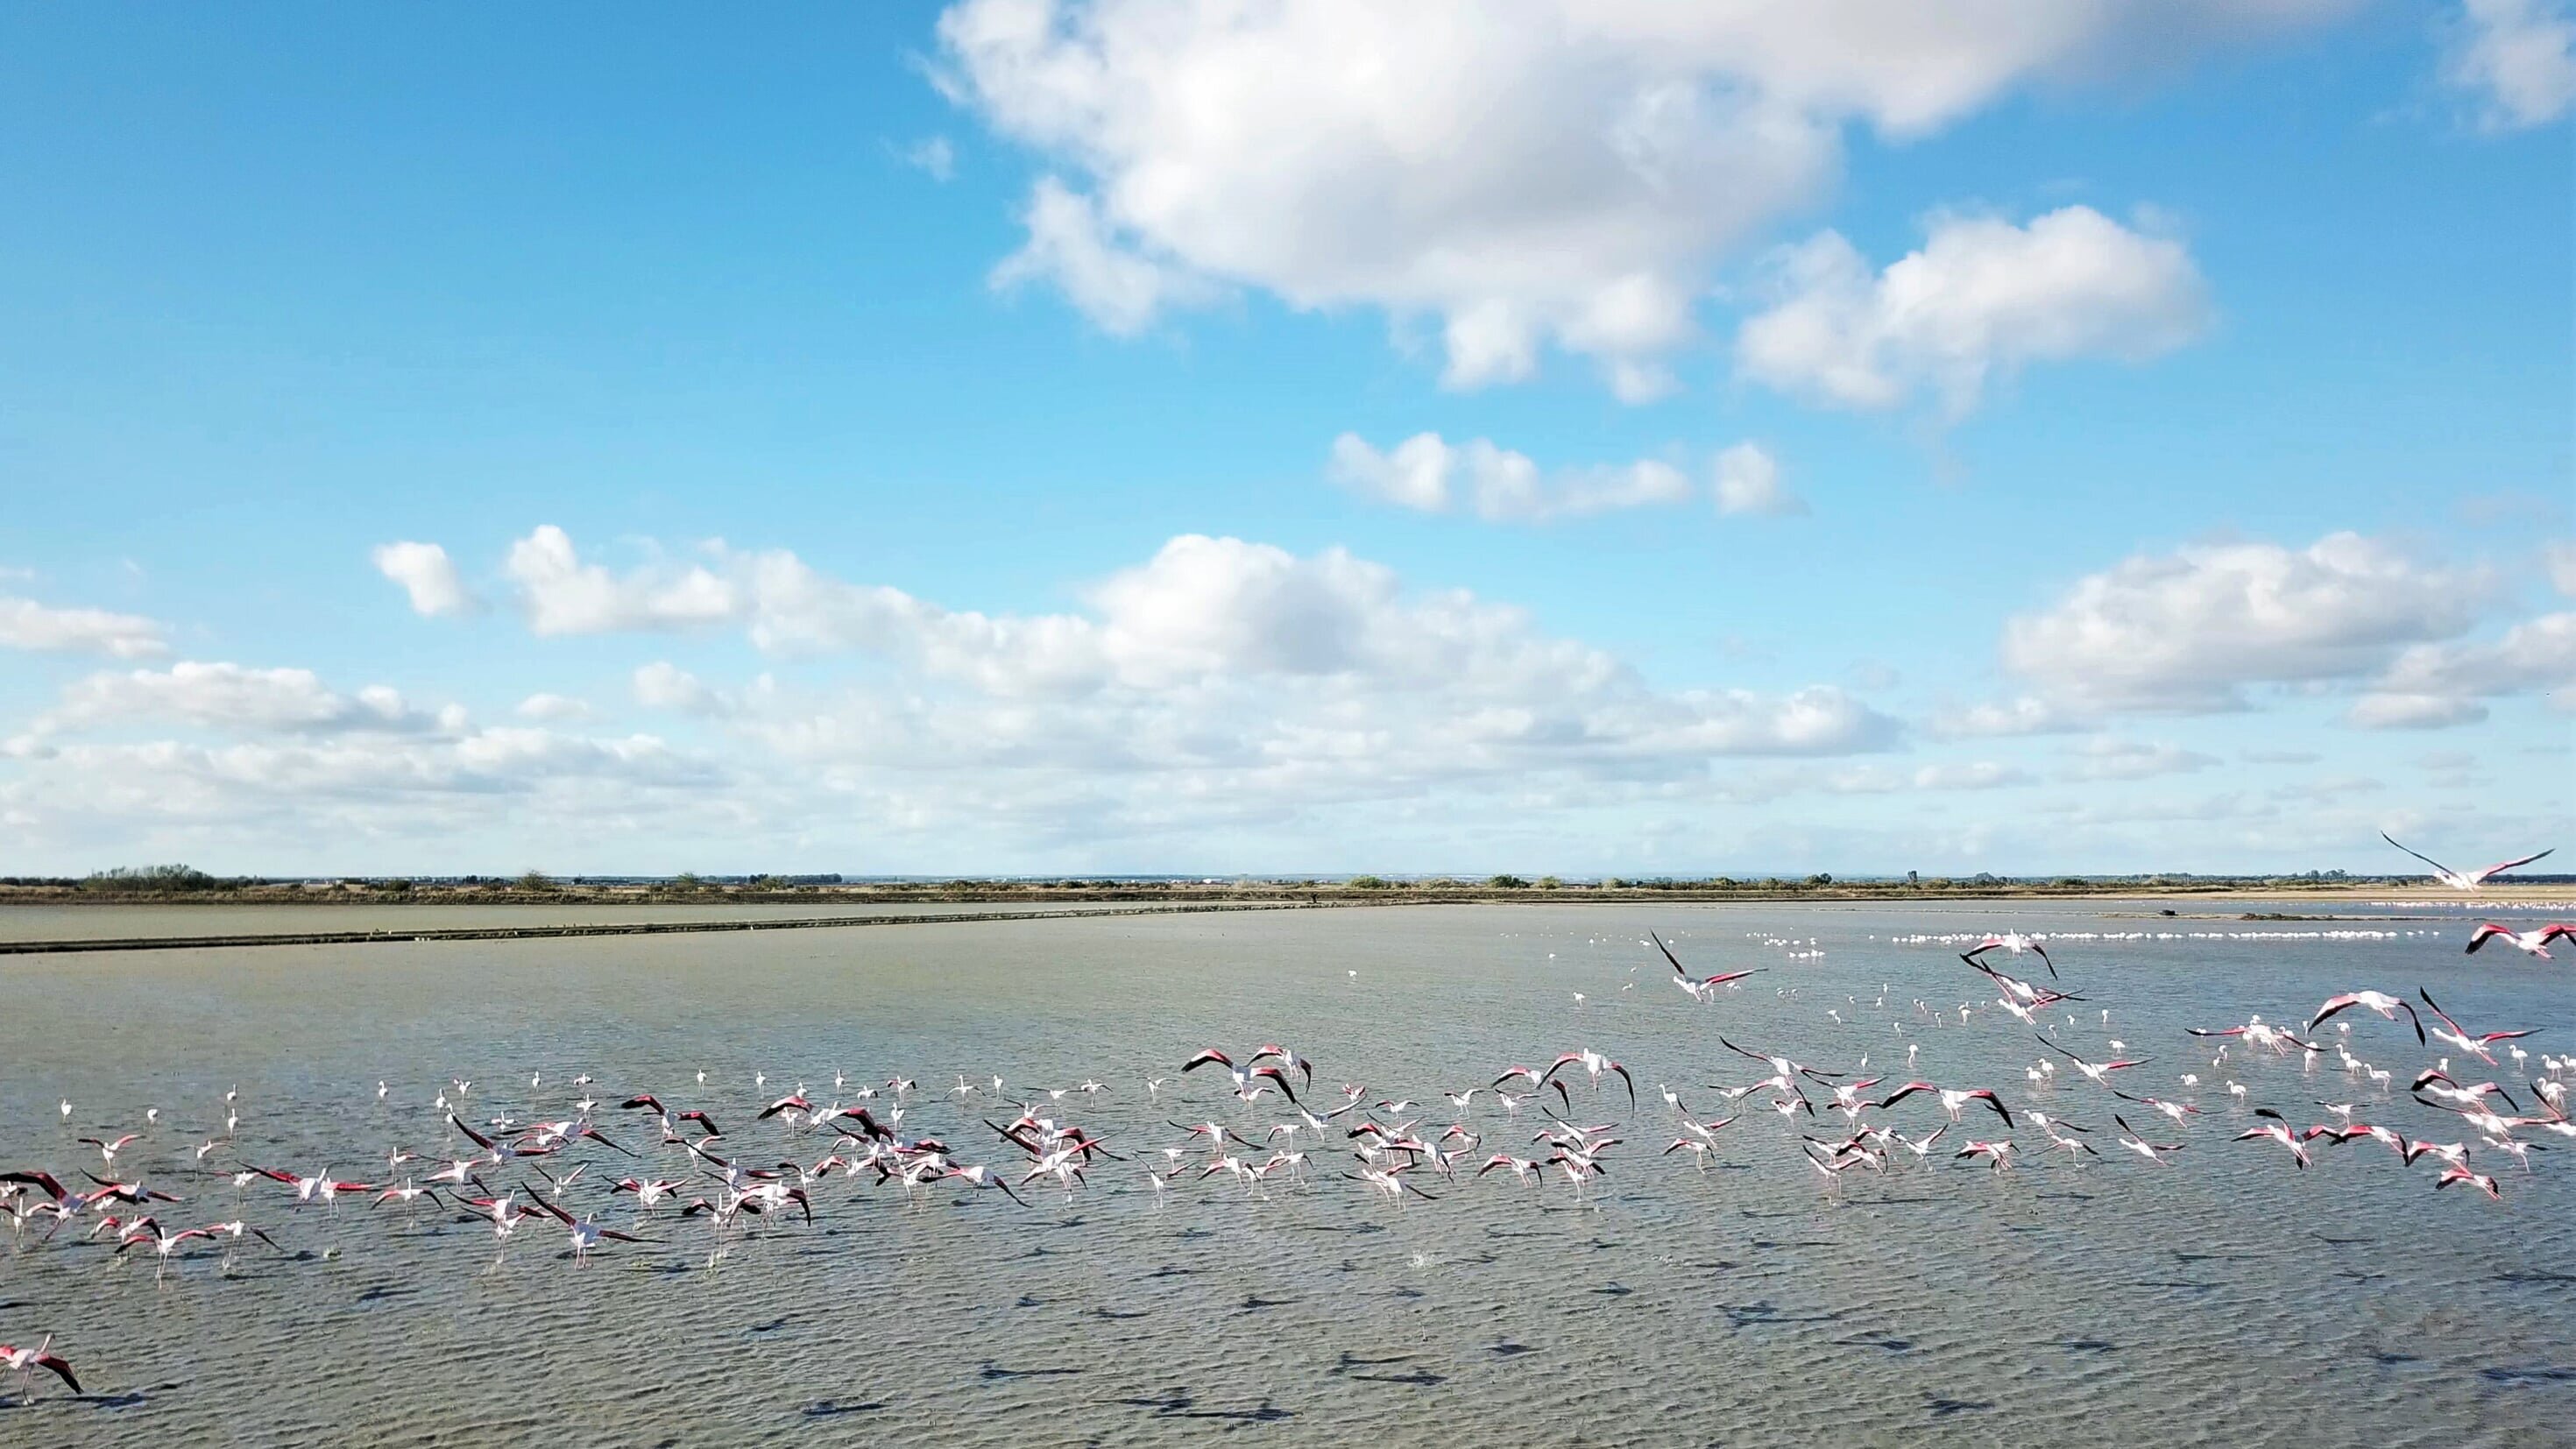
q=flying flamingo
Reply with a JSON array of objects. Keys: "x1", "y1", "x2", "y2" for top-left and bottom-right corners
[
  {"x1": 2305, "y1": 991, "x2": 2424, "y2": 1042},
  {"x1": 1652, "y1": 932, "x2": 1759, "y2": 1002},
  {"x1": 2034, "y1": 1037, "x2": 2148, "y2": 1088},
  {"x1": 2234, "y1": 1110, "x2": 2312, "y2": 1169},
  {"x1": 1248, "y1": 1045, "x2": 1316, "y2": 1086},
  {"x1": 526, "y1": 1196, "x2": 654, "y2": 1264},
  {"x1": 1873, "y1": 1083, "x2": 2014, "y2": 1127},
  {"x1": 2381, "y1": 834, "x2": 2553, "y2": 891},
  {"x1": 1962, "y1": 933, "x2": 2055, "y2": 980},
  {"x1": 1539, "y1": 1050, "x2": 1637, "y2": 1107},
  {"x1": 371, "y1": 1181, "x2": 442, "y2": 1210},
  {"x1": 1715, "y1": 1037, "x2": 1841, "y2": 1111},
  {"x1": 942, "y1": 1164, "x2": 1028, "y2": 1205},
  {"x1": 0, "y1": 1337, "x2": 79, "y2": 1402},
  {"x1": 2417, "y1": 989, "x2": 2538, "y2": 1064},
  {"x1": 2433, "y1": 1164, "x2": 2502, "y2": 1200},
  {"x1": 1178, "y1": 1050, "x2": 1302, "y2": 1105},
  {"x1": 198, "y1": 1219, "x2": 281, "y2": 1271},
  {"x1": 2411, "y1": 1070, "x2": 2522, "y2": 1113},
  {"x1": 78, "y1": 1172, "x2": 181, "y2": 1208},
  {"x1": 1969, "y1": 958, "x2": 2081, "y2": 1010},
  {"x1": 116, "y1": 1222, "x2": 216, "y2": 1281},
  {"x1": 2112, "y1": 1116, "x2": 2185, "y2": 1163},
  {"x1": 1953, "y1": 1140, "x2": 2015, "y2": 1171},
  {"x1": 2464, "y1": 923, "x2": 2574, "y2": 959},
  {"x1": 250, "y1": 1166, "x2": 373, "y2": 1208},
  {"x1": 1352, "y1": 1160, "x2": 1436, "y2": 1207},
  {"x1": 76, "y1": 1134, "x2": 140, "y2": 1169}
]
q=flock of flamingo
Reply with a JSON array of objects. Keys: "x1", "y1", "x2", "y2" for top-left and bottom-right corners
[{"x1": 0, "y1": 835, "x2": 2565, "y2": 1406}]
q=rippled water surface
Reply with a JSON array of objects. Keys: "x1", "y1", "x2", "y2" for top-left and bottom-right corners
[{"x1": 1, "y1": 900, "x2": 2569, "y2": 1446}]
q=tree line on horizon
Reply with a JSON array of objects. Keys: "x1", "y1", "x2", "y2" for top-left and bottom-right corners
[{"x1": 0, "y1": 865, "x2": 2518, "y2": 897}]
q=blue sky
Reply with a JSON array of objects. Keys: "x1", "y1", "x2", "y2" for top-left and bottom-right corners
[{"x1": 1, "y1": 2, "x2": 2568, "y2": 878}]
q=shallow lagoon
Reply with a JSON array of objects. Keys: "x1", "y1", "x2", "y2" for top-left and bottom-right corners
[{"x1": 0, "y1": 900, "x2": 2565, "y2": 1445}]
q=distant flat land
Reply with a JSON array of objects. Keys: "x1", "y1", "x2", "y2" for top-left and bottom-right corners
[{"x1": 0, "y1": 879, "x2": 2560, "y2": 955}]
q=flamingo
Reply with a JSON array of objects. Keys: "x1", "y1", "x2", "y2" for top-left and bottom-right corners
[
  {"x1": 1178, "y1": 1050, "x2": 1301, "y2": 1104},
  {"x1": 2381, "y1": 833, "x2": 2553, "y2": 891},
  {"x1": 2034, "y1": 1037, "x2": 2148, "y2": 1088},
  {"x1": 1248, "y1": 1045, "x2": 1315, "y2": 1086},
  {"x1": 2186, "y1": 1017, "x2": 2320, "y2": 1056},
  {"x1": 2306, "y1": 991, "x2": 2424, "y2": 1042},
  {"x1": 76, "y1": 1134, "x2": 140, "y2": 1169},
  {"x1": 454, "y1": 1183, "x2": 543, "y2": 1245},
  {"x1": 1353, "y1": 1160, "x2": 1435, "y2": 1206},
  {"x1": 1715, "y1": 1037, "x2": 1840, "y2": 1110},
  {"x1": 527, "y1": 1197, "x2": 654, "y2": 1263},
  {"x1": 2412, "y1": 1070, "x2": 2522, "y2": 1113},
  {"x1": 1662, "y1": 1138, "x2": 1716, "y2": 1170},
  {"x1": 1873, "y1": 1083, "x2": 2014, "y2": 1127},
  {"x1": 2464, "y1": 922, "x2": 2574, "y2": 959},
  {"x1": 371, "y1": 1181, "x2": 442, "y2": 1210},
  {"x1": 1953, "y1": 1140, "x2": 2015, "y2": 1171},
  {"x1": 251, "y1": 1166, "x2": 373, "y2": 1208},
  {"x1": 1652, "y1": 932, "x2": 1759, "y2": 1001},
  {"x1": 2234, "y1": 1110, "x2": 2312, "y2": 1169},
  {"x1": 1539, "y1": 1050, "x2": 1637, "y2": 1107},
  {"x1": 1962, "y1": 933, "x2": 2055, "y2": 980},
  {"x1": 942, "y1": 1164, "x2": 1028, "y2": 1205},
  {"x1": 2433, "y1": 1164, "x2": 2502, "y2": 1200},
  {"x1": 2401, "y1": 1140, "x2": 2470, "y2": 1168},
  {"x1": 2112, "y1": 1116, "x2": 2184, "y2": 1164},
  {"x1": 78, "y1": 1172, "x2": 182, "y2": 1208},
  {"x1": 2416, "y1": 989, "x2": 2539, "y2": 1064},
  {"x1": 0, "y1": 1170, "x2": 68, "y2": 1208},
  {"x1": 0, "y1": 1337, "x2": 79, "y2": 1401},
  {"x1": 609, "y1": 1177, "x2": 688, "y2": 1212},
  {"x1": 198, "y1": 1219, "x2": 282, "y2": 1269},
  {"x1": 117, "y1": 1222, "x2": 217, "y2": 1280}
]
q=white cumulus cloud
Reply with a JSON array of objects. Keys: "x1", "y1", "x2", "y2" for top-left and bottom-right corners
[
  {"x1": 1926, "y1": 696, "x2": 2084, "y2": 739},
  {"x1": 633, "y1": 662, "x2": 732, "y2": 716},
  {"x1": 1327, "y1": 433, "x2": 1695, "y2": 523},
  {"x1": 2547, "y1": 540, "x2": 2576, "y2": 597},
  {"x1": 1736, "y1": 206, "x2": 2212, "y2": 416},
  {"x1": 1711, "y1": 442, "x2": 1805, "y2": 518},
  {"x1": 0, "y1": 595, "x2": 170, "y2": 658},
  {"x1": 2344, "y1": 693, "x2": 2490, "y2": 730},
  {"x1": 1822, "y1": 760, "x2": 2034, "y2": 793},
  {"x1": 2000, "y1": 533, "x2": 2485, "y2": 712},
  {"x1": 2065, "y1": 738, "x2": 2222, "y2": 781},
  {"x1": 2443, "y1": 0, "x2": 2576, "y2": 130},
  {"x1": 991, "y1": 177, "x2": 1217, "y2": 336},
  {"x1": 899, "y1": 134, "x2": 959, "y2": 180},
  {"x1": 378, "y1": 527, "x2": 1904, "y2": 839},
  {"x1": 371, "y1": 541, "x2": 478, "y2": 618},
  {"x1": 37, "y1": 661, "x2": 441, "y2": 735},
  {"x1": 2349, "y1": 611, "x2": 2576, "y2": 727},
  {"x1": 514, "y1": 693, "x2": 592, "y2": 721},
  {"x1": 934, "y1": 0, "x2": 2331, "y2": 394},
  {"x1": 3, "y1": 659, "x2": 728, "y2": 862},
  {"x1": 505, "y1": 526, "x2": 741, "y2": 636}
]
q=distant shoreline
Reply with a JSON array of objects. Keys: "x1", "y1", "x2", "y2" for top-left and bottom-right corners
[
  {"x1": 1, "y1": 879, "x2": 2562, "y2": 958},
  {"x1": 4, "y1": 878, "x2": 2565, "y2": 909},
  {"x1": 0, "y1": 899, "x2": 1350, "y2": 956}
]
